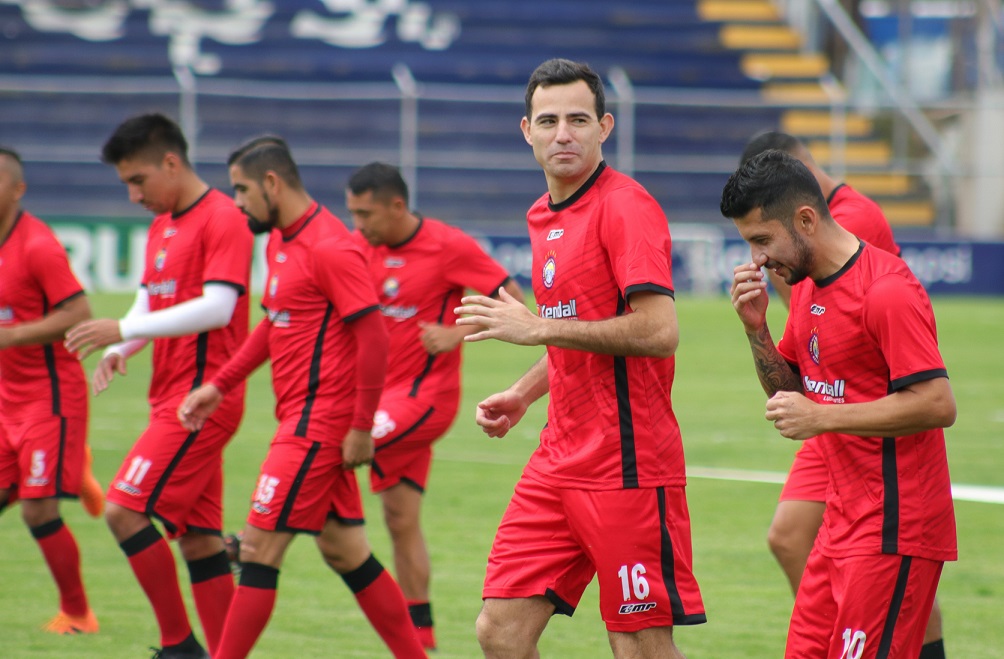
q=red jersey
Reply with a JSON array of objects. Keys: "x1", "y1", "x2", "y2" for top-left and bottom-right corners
[
  {"x1": 262, "y1": 204, "x2": 380, "y2": 441},
  {"x1": 141, "y1": 189, "x2": 252, "y2": 424},
  {"x1": 524, "y1": 163, "x2": 684, "y2": 490},
  {"x1": 828, "y1": 184, "x2": 900, "y2": 256},
  {"x1": 778, "y1": 243, "x2": 956, "y2": 562},
  {"x1": 0, "y1": 211, "x2": 87, "y2": 421},
  {"x1": 356, "y1": 217, "x2": 510, "y2": 399}
]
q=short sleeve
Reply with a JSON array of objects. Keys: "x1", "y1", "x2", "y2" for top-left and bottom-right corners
[
  {"x1": 862, "y1": 273, "x2": 946, "y2": 391},
  {"x1": 598, "y1": 186, "x2": 674, "y2": 299},
  {"x1": 28, "y1": 230, "x2": 85, "y2": 307},
  {"x1": 202, "y1": 205, "x2": 254, "y2": 294},
  {"x1": 441, "y1": 228, "x2": 510, "y2": 295},
  {"x1": 313, "y1": 239, "x2": 380, "y2": 321}
]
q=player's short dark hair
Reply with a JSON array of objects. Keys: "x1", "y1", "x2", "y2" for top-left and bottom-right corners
[
  {"x1": 346, "y1": 162, "x2": 409, "y2": 203},
  {"x1": 739, "y1": 131, "x2": 803, "y2": 166},
  {"x1": 0, "y1": 146, "x2": 23, "y2": 165},
  {"x1": 228, "y1": 136, "x2": 303, "y2": 190},
  {"x1": 525, "y1": 58, "x2": 605, "y2": 120},
  {"x1": 102, "y1": 113, "x2": 190, "y2": 166},
  {"x1": 720, "y1": 150, "x2": 827, "y2": 225}
]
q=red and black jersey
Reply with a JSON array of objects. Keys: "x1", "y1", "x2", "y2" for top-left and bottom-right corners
[
  {"x1": 262, "y1": 204, "x2": 380, "y2": 442},
  {"x1": 0, "y1": 211, "x2": 87, "y2": 420},
  {"x1": 356, "y1": 217, "x2": 510, "y2": 400},
  {"x1": 523, "y1": 162, "x2": 684, "y2": 490},
  {"x1": 778, "y1": 242, "x2": 956, "y2": 561},
  {"x1": 142, "y1": 188, "x2": 252, "y2": 424},
  {"x1": 828, "y1": 184, "x2": 900, "y2": 256}
]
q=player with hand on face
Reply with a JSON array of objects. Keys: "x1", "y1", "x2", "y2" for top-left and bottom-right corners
[
  {"x1": 179, "y1": 139, "x2": 426, "y2": 659},
  {"x1": 65, "y1": 113, "x2": 253, "y2": 659}
]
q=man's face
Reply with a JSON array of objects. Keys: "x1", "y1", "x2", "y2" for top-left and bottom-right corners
[
  {"x1": 345, "y1": 189, "x2": 398, "y2": 246},
  {"x1": 734, "y1": 207, "x2": 815, "y2": 286},
  {"x1": 114, "y1": 154, "x2": 178, "y2": 216},
  {"x1": 230, "y1": 164, "x2": 277, "y2": 234},
  {"x1": 520, "y1": 80, "x2": 613, "y2": 183},
  {"x1": 0, "y1": 155, "x2": 25, "y2": 218}
]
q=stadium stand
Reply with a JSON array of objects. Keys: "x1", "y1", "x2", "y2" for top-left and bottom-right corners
[{"x1": 0, "y1": 0, "x2": 936, "y2": 230}]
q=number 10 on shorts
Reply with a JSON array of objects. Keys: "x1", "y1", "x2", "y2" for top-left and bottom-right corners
[{"x1": 840, "y1": 628, "x2": 866, "y2": 659}]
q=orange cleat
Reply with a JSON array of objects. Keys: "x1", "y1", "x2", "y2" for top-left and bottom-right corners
[
  {"x1": 79, "y1": 444, "x2": 104, "y2": 518},
  {"x1": 42, "y1": 609, "x2": 99, "y2": 635}
]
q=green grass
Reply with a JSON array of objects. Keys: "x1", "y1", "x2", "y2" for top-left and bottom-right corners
[{"x1": 2, "y1": 294, "x2": 1002, "y2": 657}]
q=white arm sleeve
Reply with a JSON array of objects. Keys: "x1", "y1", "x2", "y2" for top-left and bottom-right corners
[
  {"x1": 119, "y1": 283, "x2": 240, "y2": 340},
  {"x1": 103, "y1": 288, "x2": 151, "y2": 360}
]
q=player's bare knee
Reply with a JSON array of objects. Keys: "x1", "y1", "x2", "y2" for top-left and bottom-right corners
[{"x1": 178, "y1": 530, "x2": 225, "y2": 561}]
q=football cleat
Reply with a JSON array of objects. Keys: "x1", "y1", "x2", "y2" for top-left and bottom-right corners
[
  {"x1": 79, "y1": 444, "x2": 105, "y2": 518},
  {"x1": 42, "y1": 609, "x2": 99, "y2": 634}
]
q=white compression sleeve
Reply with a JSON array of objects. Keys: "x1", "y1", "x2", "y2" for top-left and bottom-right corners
[
  {"x1": 103, "y1": 288, "x2": 151, "y2": 359},
  {"x1": 119, "y1": 283, "x2": 240, "y2": 340}
]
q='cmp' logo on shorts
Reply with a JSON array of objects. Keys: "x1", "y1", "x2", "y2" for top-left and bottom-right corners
[
  {"x1": 808, "y1": 329, "x2": 820, "y2": 365},
  {"x1": 542, "y1": 251, "x2": 557, "y2": 289},
  {"x1": 618, "y1": 602, "x2": 657, "y2": 614}
]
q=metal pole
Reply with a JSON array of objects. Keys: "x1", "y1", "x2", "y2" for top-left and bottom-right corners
[
  {"x1": 607, "y1": 67, "x2": 635, "y2": 177},
  {"x1": 393, "y1": 63, "x2": 419, "y2": 209},
  {"x1": 173, "y1": 65, "x2": 198, "y2": 162}
]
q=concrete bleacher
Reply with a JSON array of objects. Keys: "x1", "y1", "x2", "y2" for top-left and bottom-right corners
[{"x1": 1, "y1": 0, "x2": 817, "y2": 228}]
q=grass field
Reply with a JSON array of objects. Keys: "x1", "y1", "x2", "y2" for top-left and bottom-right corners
[{"x1": 2, "y1": 293, "x2": 1002, "y2": 658}]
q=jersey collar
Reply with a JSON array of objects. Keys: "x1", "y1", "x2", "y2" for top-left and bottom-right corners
[
  {"x1": 548, "y1": 161, "x2": 607, "y2": 212},
  {"x1": 281, "y1": 201, "x2": 321, "y2": 241},
  {"x1": 816, "y1": 239, "x2": 865, "y2": 288}
]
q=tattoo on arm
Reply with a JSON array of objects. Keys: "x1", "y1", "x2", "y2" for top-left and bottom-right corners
[{"x1": 748, "y1": 325, "x2": 801, "y2": 396}]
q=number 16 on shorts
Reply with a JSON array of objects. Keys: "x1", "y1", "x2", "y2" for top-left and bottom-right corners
[{"x1": 617, "y1": 563, "x2": 656, "y2": 614}]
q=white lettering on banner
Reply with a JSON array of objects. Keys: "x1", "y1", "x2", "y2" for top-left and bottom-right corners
[
  {"x1": 6, "y1": 0, "x2": 460, "y2": 75},
  {"x1": 901, "y1": 246, "x2": 973, "y2": 286}
]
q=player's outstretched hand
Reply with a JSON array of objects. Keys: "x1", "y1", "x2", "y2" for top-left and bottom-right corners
[
  {"x1": 178, "y1": 384, "x2": 224, "y2": 432},
  {"x1": 765, "y1": 390, "x2": 819, "y2": 440},
  {"x1": 341, "y1": 429, "x2": 374, "y2": 469},
  {"x1": 475, "y1": 390, "x2": 529, "y2": 439},
  {"x1": 456, "y1": 287, "x2": 539, "y2": 346},
  {"x1": 65, "y1": 318, "x2": 123, "y2": 361},
  {"x1": 91, "y1": 352, "x2": 127, "y2": 396},
  {"x1": 731, "y1": 256, "x2": 770, "y2": 333}
]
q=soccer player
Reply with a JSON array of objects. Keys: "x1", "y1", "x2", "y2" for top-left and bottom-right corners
[
  {"x1": 64, "y1": 113, "x2": 253, "y2": 659},
  {"x1": 178, "y1": 139, "x2": 426, "y2": 659},
  {"x1": 455, "y1": 59, "x2": 705, "y2": 659},
  {"x1": 722, "y1": 149, "x2": 957, "y2": 658},
  {"x1": 0, "y1": 146, "x2": 100, "y2": 635},
  {"x1": 741, "y1": 133, "x2": 947, "y2": 659},
  {"x1": 345, "y1": 161, "x2": 524, "y2": 649}
]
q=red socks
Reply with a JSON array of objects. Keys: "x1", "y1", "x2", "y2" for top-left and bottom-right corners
[
  {"x1": 31, "y1": 518, "x2": 89, "y2": 617},
  {"x1": 214, "y1": 562, "x2": 278, "y2": 659},
  {"x1": 119, "y1": 525, "x2": 192, "y2": 647},
  {"x1": 187, "y1": 550, "x2": 235, "y2": 656},
  {"x1": 342, "y1": 554, "x2": 426, "y2": 658}
]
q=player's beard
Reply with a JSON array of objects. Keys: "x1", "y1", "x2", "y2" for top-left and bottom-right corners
[
  {"x1": 246, "y1": 194, "x2": 279, "y2": 235},
  {"x1": 782, "y1": 230, "x2": 814, "y2": 285}
]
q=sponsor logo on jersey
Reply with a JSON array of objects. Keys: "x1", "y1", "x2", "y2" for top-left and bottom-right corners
[
  {"x1": 381, "y1": 304, "x2": 418, "y2": 321},
  {"x1": 154, "y1": 248, "x2": 167, "y2": 271},
  {"x1": 383, "y1": 277, "x2": 400, "y2": 298},
  {"x1": 542, "y1": 251, "x2": 557, "y2": 289},
  {"x1": 266, "y1": 307, "x2": 291, "y2": 328},
  {"x1": 147, "y1": 279, "x2": 177, "y2": 298},
  {"x1": 268, "y1": 274, "x2": 279, "y2": 297},
  {"x1": 547, "y1": 229, "x2": 564, "y2": 241},
  {"x1": 810, "y1": 304, "x2": 826, "y2": 316},
  {"x1": 538, "y1": 299, "x2": 578, "y2": 319},
  {"x1": 618, "y1": 602, "x2": 657, "y2": 615},
  {"x1": 0, "y1": 306, "x2": 13, "y2": 322},
  {"x1": 252, "y1": 502, "x2": 271, "y2": 515},
  {"x1": 163, "y1": 227, "x2": 177, "y2": 238},
  {"x1": 114, "y1": 481, "x2": 142, "y2": 496},
  {"x1": 803, "y1": 375, "x2": 846, "y2": 401},
  {"x1": 808, "y1": 330, "x2": 820, "y2": 365},
  {"x1": 384, "y1": 257, "x2": 406, "y2": 268}
]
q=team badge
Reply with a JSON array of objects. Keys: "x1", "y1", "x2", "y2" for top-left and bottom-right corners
[
  {"x1": 383, "y1": 277, "x2": 400, "y2": 298},
  {"x1": 163, "y1": 227, "x2": 177, "y2": 238},
  {"x1": 276, "y1": 252, "x2": 287, "y2": 263},
  {"x1": 268, "y1": 274, "x2": 279, "y2": 297},
  {"x1": 154, "y1": 248, "x2": 167, "y2": 272},
  {"x1": 542, "y1": 251, "x2": 557, "y2": 289},
  {"x1": 808, "y1": 329, "x2": 820, "y2": 365}
]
